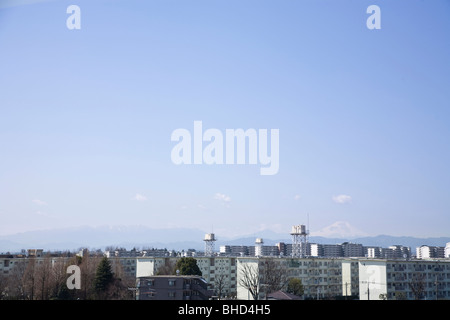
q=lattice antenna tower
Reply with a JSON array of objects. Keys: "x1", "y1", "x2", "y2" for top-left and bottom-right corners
[
  {"x1": 290, "y1": 224, "x2": 308, "y2": 258},
  {"x1": 204, "y1": 233, "x2": 216, "y2": 257}
]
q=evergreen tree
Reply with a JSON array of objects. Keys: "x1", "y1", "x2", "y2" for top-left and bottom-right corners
[
  {"x1": 174, "y1": 257, "x2": 202, "y2": 276},
  {"x1": 287, "y1": 278, "x2": 304, "y2": 297},
  {"x1": 94, "y1": 257, "x2": 114, "y2": 295}
]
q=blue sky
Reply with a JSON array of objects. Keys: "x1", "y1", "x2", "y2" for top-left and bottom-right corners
[{"x1": 0, "y1": 0, "x2": 449, "y2": 239}]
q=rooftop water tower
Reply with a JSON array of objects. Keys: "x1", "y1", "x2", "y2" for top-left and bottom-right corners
[
  {"x1": 204, "y1": 233, "x2": 216, "y2": 256},
  {"x1": 291, "y1": 225, "x2": 308, "y2": 258},
  {"x1": 255, "y1": 238, "x2": 264, "y2": 257}
]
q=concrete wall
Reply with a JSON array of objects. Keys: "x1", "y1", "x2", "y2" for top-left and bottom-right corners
[{"x1": 359, "y1": 260, "x2": 387, "y2": 300}]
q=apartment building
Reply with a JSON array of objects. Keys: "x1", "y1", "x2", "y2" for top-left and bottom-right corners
[
  {"x1": 136, "y1": 275, "x2": 213, "y2": 300},
  {"x1": 342, "y1": 243, "x2": 364, "y2": 257},
  {"x1": 195, "y1": 256, "x2": 237, "y2": 298},
  {"x1": 341, "y1": 259, "x2": 360, "y2": 298},
  {"x1": 2, "y1": 249, "x2": 450, "y2": 300},
  {"x1": 322, "y1": 244, "x2": 344, "y2": 257},
  {"x1": 0, "y1": 252, "x2": 72, "y2": 276},
  {"x1": 366, "y1": 245, "x2": 411, "y2": 259},
  {"x1": 236, "y1": 257, "x2": 344, "y2": 300},
  {"x1": 416, "y1": 245, "x2": 446, "y2": 259},
  {"x1": 309, "y1": 243, "x2": 364, "y2": 258},
  {"x1": 135, "y1": 256, "x2": 237, "y2": 299},
  {"x1": 220, "y1": 245, "x2": 251, "y2": 256},
  {"x1": 359, "y1": 258, "x2": 450, "y2": 300}
]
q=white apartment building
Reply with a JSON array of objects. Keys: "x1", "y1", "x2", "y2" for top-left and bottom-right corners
[
  {"x1": 309, "y1": 244, "x2": 342, "y2": 257},
  {"x1": 416, "y1": 245, "x2": 445, "y2": 259},
  {"x1": 236, "y1": 257, "x2": 344, "y2": 300},
  {"x1": 366, "y1": 245, "x2": 411, "y2": 259},
  {"x1": 359, "y1": 258, "x2": 450, "y2": 300},
  {"x1": 195, "y1": 257, "x2": 237, "y2": 298},
  {"x1": 341, "y1": 259, "x2": 360, "y2": 297},
  {"x1": 309, "y1": 243, "x2": 364, "y2": 258}
]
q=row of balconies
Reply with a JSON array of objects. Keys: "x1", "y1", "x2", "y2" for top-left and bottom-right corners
[{"x1": 387, "y1": 273, "x2": 450, "y2": 282}]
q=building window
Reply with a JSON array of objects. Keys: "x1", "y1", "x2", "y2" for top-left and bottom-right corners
[
  {"x1": 168, "y1": 291, "x2": 176, "y2": 297},
  {"x1": 169, "y1": 280, "x2": 176, "y2": 286}
]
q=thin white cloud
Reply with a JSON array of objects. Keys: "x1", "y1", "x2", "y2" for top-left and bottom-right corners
[
  {"x1": 133, "y1": 194, "x2": 147, "y2": 201},
  {"x1": 294, "y1": 194, "x2": 301, "y2": 200},
  {"x1": 214, "y1": 193, "x2": 231, "y2": 202},
  {"x1": 32, "y1": 199, "x2": 47, "y2": 206},
  {"x1": 214, "y1": 193, "x2": 231, "y2": 208},
  {"x1": 332, "y1": 194, "x2": 352, "y2": 204}
]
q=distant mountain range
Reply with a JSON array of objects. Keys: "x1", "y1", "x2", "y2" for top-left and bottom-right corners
[{"x1": 0, "y1": 225, "x2": 449, "y2": 253}]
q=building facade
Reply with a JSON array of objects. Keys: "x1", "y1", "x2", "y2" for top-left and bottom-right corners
[
  {"x1": 416, "y1": 246, "x2": 446, "y2": 259},
  {"x1": 136, "y1": 275, "x2": 213, "y2": 300},
  {"x1": 236, "y1": 257, "x2": 345, "y2": 300},
  {"x1": 359, "y1": 258, "x2": 450, "y2": 300},
  {"x1": 135, "y1": 256, "x2": 237, "y2": 299}
]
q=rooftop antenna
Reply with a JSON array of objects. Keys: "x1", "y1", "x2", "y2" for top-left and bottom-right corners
[{"x1": 307, "y1": 213, "x2": 310, "y2": 242}]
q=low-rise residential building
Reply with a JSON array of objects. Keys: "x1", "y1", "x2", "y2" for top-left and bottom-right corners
[
  {"x1": 136, "y1": 275, "x2": 213, "y2": 300},
  {"x1": 136, "y1": 256, "x2": 237, "y2": 299}
]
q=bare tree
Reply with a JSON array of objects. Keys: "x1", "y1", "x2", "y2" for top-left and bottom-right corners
[
  {"x1": 108, "y1": 258, "x2": 135, "y2": 300},
  {"x1": 260, "y1": 259, "x2": 289, "y2": 296},
  {"x1": 77, "y1": 254, "x2": 102, "y2": 299},
  {"x1": 49, "y1": 257, "x2": 70, "y2": 299},
  {"x1": 35, "y1": 255, "x2": 53, "y2": 300},
  {"x1": 7, "y1": 259, "x2": 27, "y2": 299},
  {"x1": 22, "y1": 257, "x2": 37, "y2": 300},
  {"x1": 238, "y1": 262, "x2": 260, "y2": 300},
  {"x1": 0, "y1": 273, "x2": 8, "y2": 299},
  {"x1": 156, "y1": 258, "x2": 177, "y2": 275},
  {"x1": 409, "y1": 273, "x2": 426, "y2": 300},
  {"x1": 214, "y1": 272, "x2": 227, "y2": 299}
]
